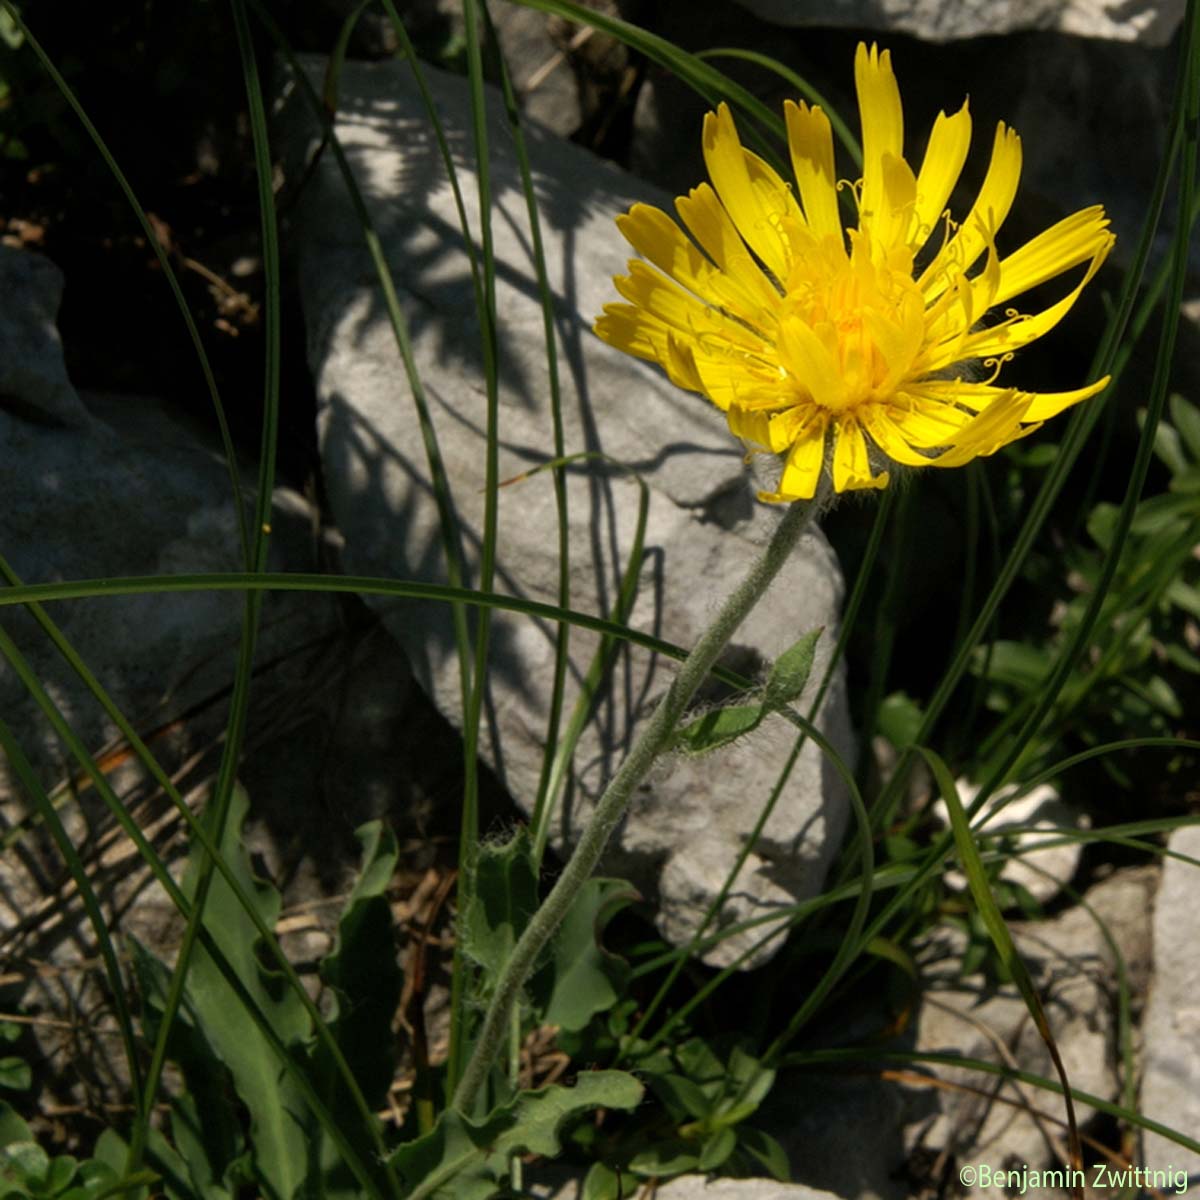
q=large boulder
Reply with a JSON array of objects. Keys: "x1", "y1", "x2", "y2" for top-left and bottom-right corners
[{"x1": 277, "y1": 54, "x2": 856, "y2": 966}]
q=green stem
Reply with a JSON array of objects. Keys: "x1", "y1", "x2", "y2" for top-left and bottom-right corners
[{"x1": 450, "y1": 497, "x2": 817, "y2": 1113}]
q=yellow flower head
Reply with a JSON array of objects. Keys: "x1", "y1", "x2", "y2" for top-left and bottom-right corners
[{"x1": 595, "y1": 43, "x2": 1115, "y2": 502}]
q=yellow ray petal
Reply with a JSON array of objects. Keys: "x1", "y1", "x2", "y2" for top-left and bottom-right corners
[
  {"x1": 616, "y1": 203, "x2": 767, "y2": 329},
  {"x1": 916, "y1": 376, "x2": 1111, "y2": 421},
  {"x1": 855, "y1": 43, "x2": 904, "y2": 239},
  {"x1": 1021, "y1": 376, "x2": 1110, "y2": 420},
  {"x1": 692, "y1": 343, "x2": 781, "y2": 411},
  {"x1": 918, "y1": 122, "x2": 1022, "y2": 300},
  {"x1": 910, "y1": 101, "x2": 972, "y2": 251},
  {"x1": 832, "y1": 415, "x2": 889, "y2": 491},
  {"x1": 745, "y1": 146, "x2": 804, "y2": 231},
  {"x1": 676, "y1": 183, "x2": 783, "y2": 310},
  {"x1": 594, "y1": 304, "x2": 705, "y2": 392},
  {"x1": 871, "y1": 150, "x2": 918, "y2": 251},
  {"x1": 702, "y1": 103, "x2": 791, "y2": 283},
  {"x1": 614, "y1": 260, "x2": 766, "y2": 353},
  {"x1": 885, "y1": 392, "x2": 974, "y2": 447},
  {"x1": 926, "y1": 389, "x2": 1034, "y2": 466},
  {"x1": 784, "y1": 99, "x2": 844, "y2": 245},
  {"x1": 775, "y1": 417, "x2": 829, "y2": 498},
  {"x1": 957, "y1": 247, "x2": 1109, "y2": 361},
  {"x1": 990, "y1": 206, "x2": 1114, "y2": 308},
  {"x1": 862, "y1": 407, "x2": 938, "y2": 466}
]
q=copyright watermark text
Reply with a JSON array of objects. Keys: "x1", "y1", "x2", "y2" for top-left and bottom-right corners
[{"x1": 958, "y1": 1161, "x2": 1190, "y2": 1194}]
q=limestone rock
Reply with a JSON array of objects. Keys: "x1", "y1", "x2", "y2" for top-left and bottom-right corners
[
  {"x1": 730, "y1": 0, "x2": 1184, "y2": 43},
  {"x1": 277, "y1": 54, "x2": 855, "y2": 966},
  {"x1": 1140, "y1": 824, "x2": 1200, "y2": 1175}
]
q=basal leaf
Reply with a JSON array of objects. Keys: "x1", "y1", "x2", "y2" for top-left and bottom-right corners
[
  {"x1": 180, "y1": 785, "x2": 311, "y2": 1200},
  {"x1": 462, "y1": 829, "x2": 539, "y2": 980},
  {"x1": 393, "y1": 1072, "x2": 643, "y2": 1200},
  {"x1": 530, "y1": 878, "x2": 636, "y2": 1034},
  {"x1": 311, "y1": 821, "x2": 403, "y2": 1199}
]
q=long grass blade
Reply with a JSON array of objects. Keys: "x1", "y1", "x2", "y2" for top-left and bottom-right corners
[
  {"x1": 130, "y1": 2, "x2": 286, "y2": 1178},
  {"x1": 921, "y1": 747, "x2": 1082, "y2": 1178}
]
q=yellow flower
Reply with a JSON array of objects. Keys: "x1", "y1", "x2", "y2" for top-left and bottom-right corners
[{"x1": 594, "y1": 44, "x2": 1115, "y2": 502}]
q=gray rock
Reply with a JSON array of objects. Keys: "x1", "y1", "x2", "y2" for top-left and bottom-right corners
[
  {"x1": 1140, "y1": 824, "x2": 1200, "y2": 1176},
  {"x1": 0, "y1": 245, "x2": 89, "y2": 427},
  {"x1": 730, "y1": 0, "x2": 1183, "y2": 43},
  {"x1": 0, "y1": 386, "x2": 335, "y2": 793},
  {"x1": 278, "y1": 54, "x2": 854, "y2": 966},
  {"x1": 904, "y1": 868, "x2": 1155, "y2": 1195}
]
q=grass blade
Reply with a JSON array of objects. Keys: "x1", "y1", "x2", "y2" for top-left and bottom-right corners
[{"x1": 920, "y1": 746, "x2": 1082, "y2": 1179}]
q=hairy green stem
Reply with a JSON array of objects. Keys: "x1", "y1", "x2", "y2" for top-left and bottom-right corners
[{"x1": 451, "y1": 497, "x2": 816, "y2": 1113}]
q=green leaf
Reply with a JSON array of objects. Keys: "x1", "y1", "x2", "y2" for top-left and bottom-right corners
[
  {"x1": 1170, "y1": 393, "x2": 1200, "y2": 461},
  {"x1": 1166, "y1": 579, "x2": 1200, "y2": 619},
  {"x1": 177, "y1": 785, "x2": 311, "y2": 1200},
  {"x1": 0, "y1": 1105, "x2": 31, "y2": 1151},
  {"x1": 1146, "y1": 408, "x2": 1190, "y2": 475},
  {"x1": 972, "y1": 642, "x2": 1049, "y2": 689},
  {"x1": 877, "y1": 691, "x2": 924, "y2": 748},
  {"x1": 461, "y1": 829, "x2": 539, "y2": 980},
  {"x1": 627, "y1": 1143, "x2": 700, "y2": 1179},
  {"x1": 698, "y1": 1126, "x2": 737, "y2": 1171},
  {"x1": 581, "y1": 1162, "x2": 622, "y2": 1200},
  {"x1": 0, "y1": 1061, "x2": 29, "y2": 1093},
  {"x1": 310, "y1": 820, "x2": 404, "y2": 1197},
  {"x1": 316, "y1": 816, "x2": 405, "y2": 1099},
  {"x1": 45, "y1": 1157, "x2": 77, "y2": 1195},
  {"x1": 723, "y1": 1044, "x2": 775, "y2": 1113},
  {"x1": 0, "y1": 1027, "x2": 18, "y2": 1047},
  {"x1": 531, "y1": 878, "x2": 635, "y2": 1034},
  {"x1": 673, "y1": 704, "x2": 764, "y2": 754},
  {"x1": 128, "y1": 940, "x2": 243, "y2": 1200},
  {"x1": 737, "y1": 1126, "x2": 790, "y2": 1181},
  {"x1": 763, "y1": 628, "x2": 822, "y2": 709},
  {"x1": 392, "y1": 1072, "x2": 643, "y2": 1200},
  {"x1": 1, "y1": 1142, "x2": 48, "y2": 1190},
  {"x1": 646, "y1": 1072, "x2": 713, "y2": 1122}
]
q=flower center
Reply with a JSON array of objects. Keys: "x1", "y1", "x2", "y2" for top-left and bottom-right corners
[{"x1": 774, "y1": 228, "x2": 926, "y2": 413}]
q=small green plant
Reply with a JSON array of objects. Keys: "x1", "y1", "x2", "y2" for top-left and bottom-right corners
[{"x1": 970, "y1": 394, "x2": 1200, "y2": 791}]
